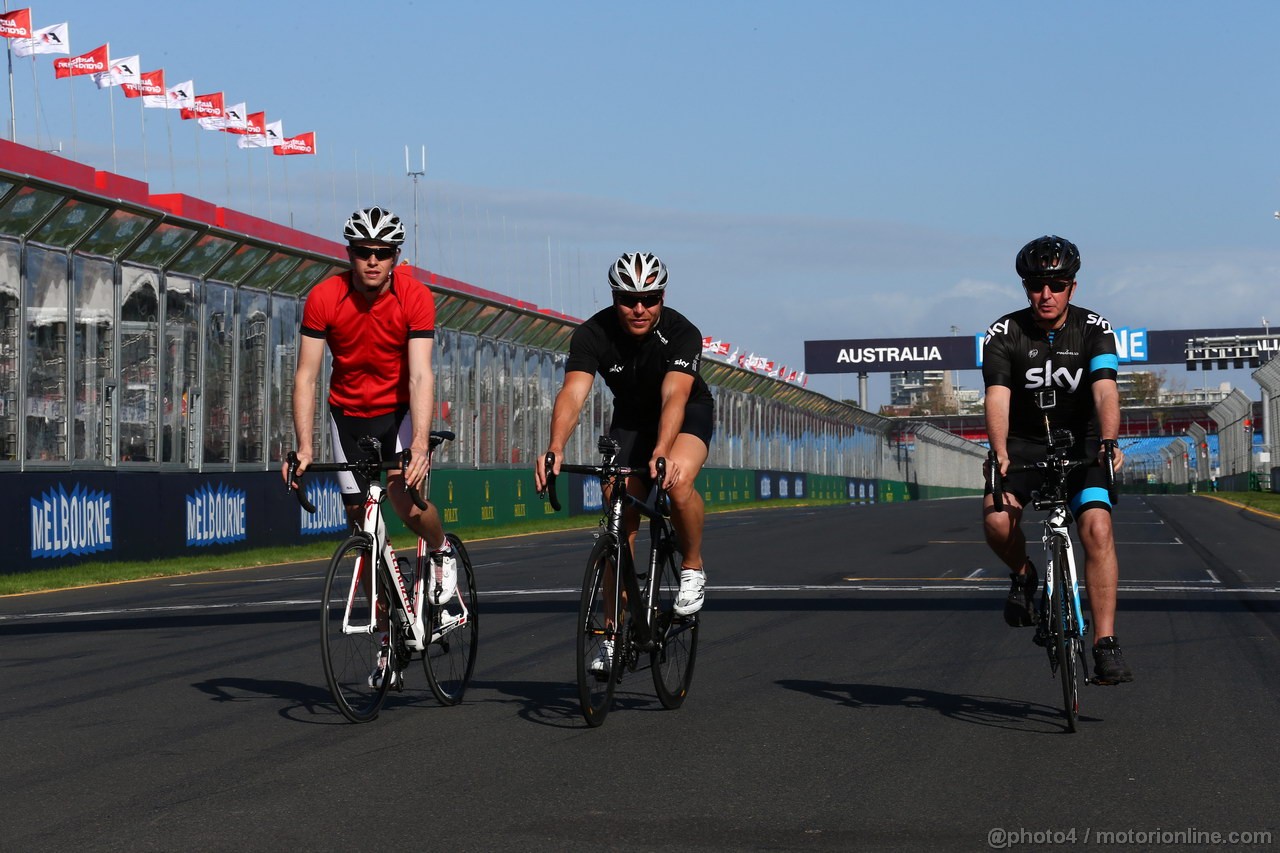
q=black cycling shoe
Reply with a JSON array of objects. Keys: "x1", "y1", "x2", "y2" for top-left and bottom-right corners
[
  {"x1": 1003, "y1": 561, "x2": 1038, "y2": 627},
  {"x1": 1092, "y1": 636, "x2": 1134, "y2": 684}
]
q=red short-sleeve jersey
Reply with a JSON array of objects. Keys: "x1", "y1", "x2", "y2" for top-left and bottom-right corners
[{"x1": 300, "y1": 270, "x2": 436, "y2": 417}]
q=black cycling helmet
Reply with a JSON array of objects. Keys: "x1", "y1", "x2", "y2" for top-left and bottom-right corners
[{"x1": 1015, "y1": 235, "x2": 1081, "y2": 280}]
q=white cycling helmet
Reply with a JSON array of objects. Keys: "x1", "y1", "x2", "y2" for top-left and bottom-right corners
[
  {"x1": 608, "y1": 252, "x2": 668, "y2": 292},
  {"x1": 343, "y1": 206, "x2": 406, "y2": 246}
]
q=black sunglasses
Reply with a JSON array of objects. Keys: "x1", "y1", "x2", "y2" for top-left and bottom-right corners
[
  {"x1": 1023, "y1": 278, "x2": 1073, "y2": 294},
  {"x1": 350, "y1": 245, "x2": 397, "y2": 261},
  {"x1": 615, "y1": 292, "x2": 662, "y2": 308}
]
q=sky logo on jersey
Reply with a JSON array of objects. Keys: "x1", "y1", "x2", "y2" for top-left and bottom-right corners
[
  {"x1": 186, "y1": 483, "x2": 247, "y2": 546},
  {"x1": 31, "y1": 484, "x2": 114, "y2": 558},
  {"x1": 1025, "y1": 359, "x2": 1083, "y2": 392},
  {"x1": 300, "y1": 480, "x2": 347, "y2": 534}
]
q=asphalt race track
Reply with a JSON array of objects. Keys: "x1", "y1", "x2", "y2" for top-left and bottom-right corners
[{"x1": 2, "y1": 495, "x2": 1277, "y2": 851}]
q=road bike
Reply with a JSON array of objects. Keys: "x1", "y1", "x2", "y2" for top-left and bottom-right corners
[
  {"x1": 540, "y1": 436, "x2": 699, "y2": 727},
  {"x1": 988, "y1": 421, "x2": 1116, "y2": 733},
  {"x1": 286, "y1": 430, "x2": 477, "y2": 723}
]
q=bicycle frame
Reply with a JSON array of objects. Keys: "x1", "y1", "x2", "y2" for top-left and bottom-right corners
[
  {"x1": 290, "y1": 434, "x2": 471, "y2": 653},
  {"x1": 1036, "y1": 501, "x2": 1089, "y2": 652},
  {"x1": 598, "y1": 467, "x2": 678, "y2": 652}
]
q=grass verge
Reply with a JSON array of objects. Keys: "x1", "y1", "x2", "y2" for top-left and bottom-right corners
[{"x1": 1199, "y1": 490, "x2": 1280, "y2": 517}]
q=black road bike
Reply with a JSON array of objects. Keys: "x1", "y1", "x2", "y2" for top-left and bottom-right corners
[{"x1": 541, "y1": 436, "x2": 699, "y2": 727}]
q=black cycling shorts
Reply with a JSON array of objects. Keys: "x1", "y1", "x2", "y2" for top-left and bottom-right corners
[
  {"x1": 609, "y1": 402, "x2": 715, "y2": 470},
  {"x1": 986, "y1": 436, "x2": 1113, "y2": 515},
  {"x1": 327, "y1": 406, "x2": 412, "y2": 504}
]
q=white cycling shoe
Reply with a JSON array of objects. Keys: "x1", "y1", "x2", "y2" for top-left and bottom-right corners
[
  {"x1": 428, "y1": 546, "x2": 457, "y2": 605},
  {"x1": 674, "y1": 568, "x2": 706, "y2": 616},
  {"x1": 589, "y1": 639, "x2": 614, "y2": 681}
]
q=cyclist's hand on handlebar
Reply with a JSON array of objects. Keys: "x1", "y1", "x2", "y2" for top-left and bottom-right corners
[
  {"x1": 1100, "y1": 440, "x2": 1124, "y2": 472},
  {"x1": 284, "y1": 449, "x2": 312, "y2": 486},
  {"x1": 535, "y1": 449, "x2": 560, "y2": 493},
  {"x1": 652, "y1": 453, "x2": 677, "y2": 487},
  {"x1": 401, "y1": 440, "x2": 430, "y2": 491}
]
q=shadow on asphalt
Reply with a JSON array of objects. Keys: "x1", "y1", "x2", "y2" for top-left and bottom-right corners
[{"x1": 777, "y1": 679, "x2": 1093, "y2": 734}]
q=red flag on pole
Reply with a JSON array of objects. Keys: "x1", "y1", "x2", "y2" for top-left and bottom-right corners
[
  {"x1": 180, "y1": 91, "x2": 224, "y2": 123},
  {"x1": 122, "y1": 68, "x2": 163, "y2": 99},
  {"x1": 273, "y1": 131, "x2": 316, "y2": 155},
  {"x1": 0, "y1": 8, "x2": 32, "y2": 39},
  {"x1": 54, "y1": 44, "x2": 108, "y2": 79}
]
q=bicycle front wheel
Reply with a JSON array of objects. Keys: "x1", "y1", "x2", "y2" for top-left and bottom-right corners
[
  {"x1": 651, "y1": 541, "x2": 699, "y2": 709},
  {"x1": 577, "y1": 537, "x2": 620, "y2": 727},
  {"x1": 321, "y1": 535, "x2": 390, "y2": 723},
  {"x1": 1050, "y1": 535, "x2": 1079, "y2": 732},
  {"x1": 423, "y1": 533, "x2": 479, "y2": 706}
]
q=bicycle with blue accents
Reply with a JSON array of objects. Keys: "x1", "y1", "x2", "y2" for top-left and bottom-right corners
[{"x1": 988, "y1": 420, "x2": 1116, "y2": 733}]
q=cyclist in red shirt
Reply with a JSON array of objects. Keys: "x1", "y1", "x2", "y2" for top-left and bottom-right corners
[{"x1": 285, "y1": 208, "x2": 456, "y2": 685}]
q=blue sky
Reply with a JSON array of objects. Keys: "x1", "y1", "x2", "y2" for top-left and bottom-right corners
[{"x1": 6, "y1": 1, "x2": 1280, "y2": 408}]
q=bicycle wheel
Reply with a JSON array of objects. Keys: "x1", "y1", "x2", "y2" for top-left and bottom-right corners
[
  {"x1": 423, "y1": 533, "x2": 479, "y2": 706},
  {"x1": 651, "y1": 539, "x2": 699, "y2": 709},
  {"x1": 321, "y1": 535, "x2": 391, "y2": 723},
  {"x1": 1050, "y1": 535, "x2": 1079, "y2": 733},
  {"x1": 577, "y1": 537, "x2": 621, "y2": 727}
]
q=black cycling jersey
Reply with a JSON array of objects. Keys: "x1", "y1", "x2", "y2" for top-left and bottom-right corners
[
  {"x1": 981, "y1": 304, "x2": 1119, "y2": 443},
  {"x1": 565, "y1": 305, "x2": 714, "y2": 430}
]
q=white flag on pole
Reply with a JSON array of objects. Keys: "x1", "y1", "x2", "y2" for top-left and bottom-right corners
[
  {"x1": 93, "y1": 54, "x2": 142, "y2": 89},
  {"x1": 12, "y1": 21, "x2": 69, "y2": 56},
  {"x1": 238, "y1": 118, "x2": 283, "y2": 149},
  {"x1": 164, "y1": 79, "x2": 195, "y2": 110}
]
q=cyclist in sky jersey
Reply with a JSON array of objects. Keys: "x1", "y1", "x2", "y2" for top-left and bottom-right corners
[
  {"x1": 981, "y1": 235, "x2": 1133, "y2": 684},
  {"x1": 535, "y1": 253, "x2": 714, "y2": 675},
  {"x1": 285, "y1": 207, "x2": 456, "y2": 687}
]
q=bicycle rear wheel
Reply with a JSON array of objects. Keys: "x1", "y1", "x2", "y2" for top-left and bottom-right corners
[
  {"x1": 321, "y1": 535, "x2": 390, "y2": 723},
  {"x1": 423, "y1": 533, "x2": 479, "y2": 705},
  {"x1": 1049, "y1": 535, "x2": 1079, "y2": 732},
  {"x1": 577, "y1": 537, "x2": 620, "y2": 727},
  {"x1": 651, "y1": 539, "x2": 699, "y2": 709}
]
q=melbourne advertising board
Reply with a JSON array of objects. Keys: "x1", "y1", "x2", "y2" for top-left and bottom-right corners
[{"x1": 805, "y1": 326, "x2": 1269, "y2": 374}]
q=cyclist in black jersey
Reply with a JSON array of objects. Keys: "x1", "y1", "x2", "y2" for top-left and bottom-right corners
[
  {"x1": 981, "y1": 235, "x2": 1133, "y2": 684},
  {"x1": 536, "y1": 253, "x2": 714, "y2": 662}
]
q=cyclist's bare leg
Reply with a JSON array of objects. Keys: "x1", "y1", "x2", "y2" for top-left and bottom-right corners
[
  {"x1": 982, "y1": 492, "x2": 1031, "y2": 573},
  {"x1": 666, "y1": 433, "x2": 709, "y2": 570},
  {"x1": 1076, "y1": 506, "x2": 1119, "y2": 640},
  {"x1": 386, "y1": 471, "x2": 447, "y2": 551}
]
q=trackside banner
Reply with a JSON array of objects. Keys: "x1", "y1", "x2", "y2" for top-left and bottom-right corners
[{"x1": 805, "y1": 326, "x2": 1267, "y2": 374}]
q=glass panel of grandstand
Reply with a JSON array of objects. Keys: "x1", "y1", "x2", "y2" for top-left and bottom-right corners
[
  {"x1": 128, "y1": 222, "x2": 199, "y2": 268},
  {"x1": 72, "y1": 255, "x2": 114, "y2": 463},
  {"x1": 162, "y1": 275, "x2": 199, "y2": 465},
  {"x1": 243, "y1": 251, "x2": 303, "y2": 291},
  {"x1": 31, "y1": 198, "x2": 110, "y2": 250},
  {"x1": 209, "y1": 243, "x2": 271, "y2": 284},
  {"x1": 170, "y1": 232, "x2": 237, "y2": 278},
  {"x1": 268, "y1": 294, "x2": 298, "y2": 464},
  {"x1": 0, "y1": 240, "x2": 18, "y2": 461},
  {"x1": 78, "y1": 208, "x2": 153, "y2": 258},
  {"x1": 23, "y1": 246, "x2": 67, "y2": 462},
  {"x1": 275, "y1": 258, "x2": 338, "y2": 294},
  {"x1": 0, "y1": 186, "x2": 64, "y2": 239},
  {"x1": 236, "y1": 289, "x2": 271, "y2": 464},
  {"x1": 202, "y1": 283, "x2": 235, "y2": 465},
  {"x1": 119, "y1": 265, "x2": 160, "y2": 463}
]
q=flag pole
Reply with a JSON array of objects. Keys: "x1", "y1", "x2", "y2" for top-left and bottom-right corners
[
  {"x1": 138, "y1": 92, "x2": 148, "y2": 183},
  {"x1": 5, "y1": 1, "x2": 15, "y2": 142},
  {"x1": 108, "y1": 86, "x2": 117, "y2": 172}
]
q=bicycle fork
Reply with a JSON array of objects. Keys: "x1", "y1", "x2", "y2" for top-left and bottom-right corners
[{"x1": 1039, "y1": 511, "x2": 1089, "y2": 672}]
